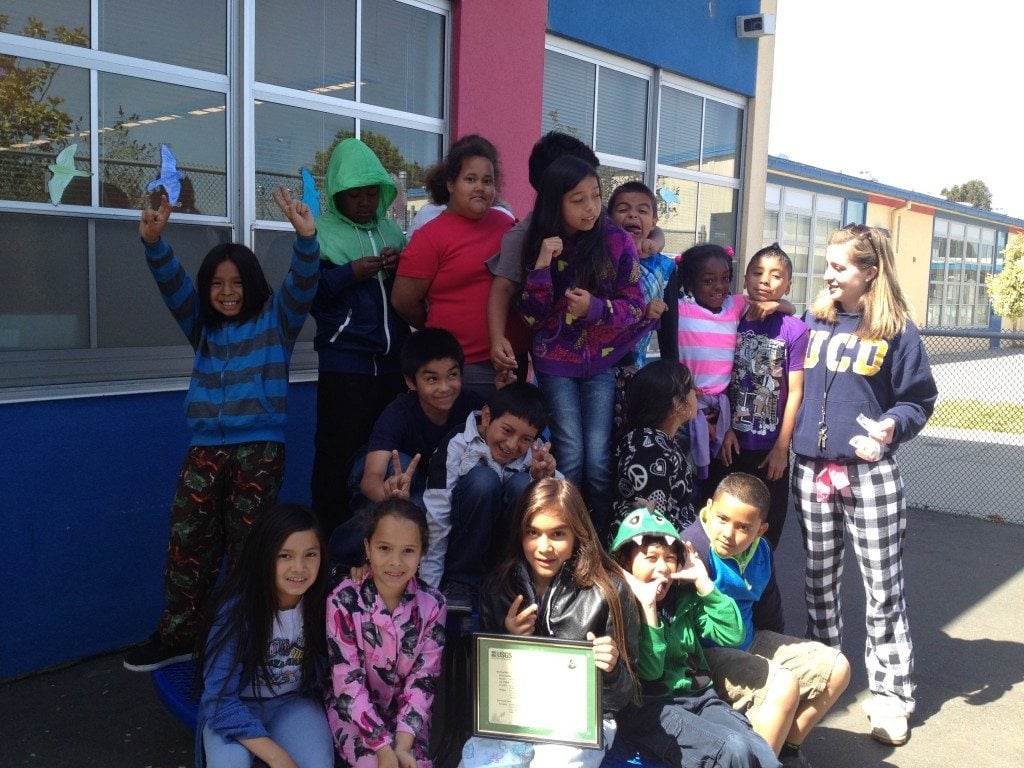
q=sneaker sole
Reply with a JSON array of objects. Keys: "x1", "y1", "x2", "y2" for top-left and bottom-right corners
[
  {"x1": 870, "y1": 727, "x2": 909, "y2": 746},
  {"x1": 123, "y1": 652, "x2": 192, "y2": 673}
]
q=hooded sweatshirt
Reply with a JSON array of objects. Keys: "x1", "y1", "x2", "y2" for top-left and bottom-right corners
[{"x1": 311, "y1": 138, "x2": 409, "y2": 375}]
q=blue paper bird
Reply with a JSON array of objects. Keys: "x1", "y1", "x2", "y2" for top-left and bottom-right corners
[
  {"x1": 47, "y1": 144, "x2": 90, "y2": 206},
  {"x1": 657, "y1": 186, "x2": 680, "y2": 204},
  {"x1": 146, "y1": 144, "x2": 183, "y2": 205},
  {"x1": 300, "y1": 167, "x2": 321, "y2": 218}
]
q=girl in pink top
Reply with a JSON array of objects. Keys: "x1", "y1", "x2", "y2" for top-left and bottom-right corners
[
  {"x1": 674, "y1": 244, "x2": 790, "y2": 486},
  {"x1": 326, "y1": 499, "x2": 447, "y2": 768}
]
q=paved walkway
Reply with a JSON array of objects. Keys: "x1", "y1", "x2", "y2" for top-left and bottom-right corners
[{"x1": 2, "y1": 506, "x2": 1022, "y2": 767}]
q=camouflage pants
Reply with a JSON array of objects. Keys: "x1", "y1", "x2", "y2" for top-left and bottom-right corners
[{"x1": 158, "y1": 441, "x2": 285, "y2": 647}]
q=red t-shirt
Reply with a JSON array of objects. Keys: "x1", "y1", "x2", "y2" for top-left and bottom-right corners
[{"x1": 397, "y1": 208, "x2": 513, "y2": 364}]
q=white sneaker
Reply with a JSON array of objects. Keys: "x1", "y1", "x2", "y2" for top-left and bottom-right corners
[{"x1": 863, "y1": 696, "x2": 910, "y2": 746}]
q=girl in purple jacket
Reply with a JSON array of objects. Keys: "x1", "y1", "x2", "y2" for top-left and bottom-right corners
[
  {"x1": 519, "y1": 156, "x2": 651, "y2": 535},
  {"x1": 326, "y1": 499, "x2": 447, "y2": 767}
]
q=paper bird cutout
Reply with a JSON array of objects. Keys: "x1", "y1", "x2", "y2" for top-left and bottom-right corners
[
  {"x1": 146, "y1": 144, "x2": 183, "y2": 205},
  {"x1": 47, "y1": 144, "x2": 90, "y2": 206},
  {"x1": 300, "y1": 168, "x2": 321, "y2": 218},
  {"x1": 657, "y1": 187, "x2": 680, "y2": 204}
]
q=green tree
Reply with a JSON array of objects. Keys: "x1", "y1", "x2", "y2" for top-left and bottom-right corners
[
  {"x1": 986, "y1": 234, "x2": 1024, "y2": 329},
  {"x1": 941, "y1": 179, "x2": 993, "y2": 211},
  {"x1": 313, "y1": 129, "x2": 425, "y2": 187},
  {"x1": 0, "y1": 15, "x2": 89, "y2": 202}
]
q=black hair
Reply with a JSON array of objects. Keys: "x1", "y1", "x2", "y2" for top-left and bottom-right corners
[
  {"x1": 363, "y1": 498, "x2": 430, "y2": 552},
  {"x1": 608, "y1": 181, "x2": 657, "y2": 215},
  {"x1": 424, "y1": 134, "x2": 501, "y2": 206},
  {"x1": 195, "y1": 504, "x2": 327, "y2": 699},
  {"x1": 677, "y1": 243, "x2": 733, "y2": 299},
  {"x1": 399, "y1": 327, "x2": 465, "y2": 380},
  {"x1": 196, "y1": 243, "x2": 272, "y2": 327},
  {"x1": 527, "y1": 131, "x2": 599, "y2": 191},
  {"x1": 748, "y1": 242, "x2": 793, "y2": 278},
  {"x1": 485, "y1": 381, "x2": 550, "y2": 433},
  {"x1": 523, "y1": 155, "x2": 611, "y2": 295},
  {"x1": 625, "y1": 359, "x2": 695, "y2": 432},
  {"x1": 714, "y1": 472, "x2": 772, "y2": 522}
]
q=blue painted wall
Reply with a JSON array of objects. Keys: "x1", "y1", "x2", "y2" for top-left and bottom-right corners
[
  {"x1": 548, "y1": 0, "x2": 763, "y2": 95},
  {"x1": 0, "y1": 382, "x2": 316, "y2": 679}
]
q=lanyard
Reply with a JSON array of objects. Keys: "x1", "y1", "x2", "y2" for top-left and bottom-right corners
[{"x1": 817, "y1": 324, "x2": 843, "y2": 451}]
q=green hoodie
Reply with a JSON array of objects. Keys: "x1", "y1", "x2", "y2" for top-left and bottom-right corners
[{"x1": 316, "y1": 138, "x2": 406, "y2": 265}]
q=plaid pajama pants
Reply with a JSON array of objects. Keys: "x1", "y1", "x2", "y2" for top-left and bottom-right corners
[
  {"x1": 158, "y1": 441, "x2": 285, "y2": 647},
  {"x1": 792, "y1": 455, "x2": 915, "y2": 712}
]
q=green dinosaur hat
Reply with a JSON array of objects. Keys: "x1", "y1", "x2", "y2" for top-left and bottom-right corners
[{"x1": 609, "y1": 506, "x2": 682, "y2": 556}]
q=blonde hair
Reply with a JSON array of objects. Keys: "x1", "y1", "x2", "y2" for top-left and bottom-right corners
[{"x1": 809, "y1": 224, "x2": 911, "y2": 339}]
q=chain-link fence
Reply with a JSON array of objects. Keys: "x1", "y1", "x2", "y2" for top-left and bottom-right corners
[{"x1": 898, "y1": 330, "x2": 1024, "y2": 524}]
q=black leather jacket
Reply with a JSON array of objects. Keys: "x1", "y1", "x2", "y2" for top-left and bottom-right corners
[{"x1": 479, "y1": 560, "x2": 640, "y2": 714}]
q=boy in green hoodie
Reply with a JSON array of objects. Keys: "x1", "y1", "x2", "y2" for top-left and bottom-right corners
[{"x1": 310, "y1": 138, "x2": 411, "y2": 535}]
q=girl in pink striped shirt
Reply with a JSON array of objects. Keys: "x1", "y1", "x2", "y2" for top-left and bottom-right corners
[{"x1": 674, "y1": 244, "x2": 791, "y2": 489}]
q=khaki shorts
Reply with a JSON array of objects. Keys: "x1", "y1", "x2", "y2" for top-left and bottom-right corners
[{"x1": 704, "y1": 630, "x2": 841, "y2": 714}]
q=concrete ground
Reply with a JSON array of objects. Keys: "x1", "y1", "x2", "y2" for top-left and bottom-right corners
[{"x1": 2, "y1": 506, "x2": 1022, "y2": 767}]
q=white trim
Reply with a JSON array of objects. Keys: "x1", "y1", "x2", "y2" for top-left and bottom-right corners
[
  {"x1": 545, "y1": 35, "x2": 654, "y2": 80},
  {"x1": 251, "y1": 84, "x2": 446, "y2": 133}
]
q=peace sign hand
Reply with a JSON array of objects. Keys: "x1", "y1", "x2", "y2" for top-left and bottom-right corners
[
  {"x1": 383, "y1": 451, "x2": 421, "y2": 499},
  {"x1": 529, "y1": 440, "x2": 557, "y2": 480},
  {"x1": 271, "y1": 184, "x2": 317, "y2": 237},
  {"x1": 139, "y1": 195, "x2": 173, "y2": 244}
]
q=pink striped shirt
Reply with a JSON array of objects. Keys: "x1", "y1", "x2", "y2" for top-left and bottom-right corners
[{"x1": 677, "y1": 293, "x2": 746, "y2": 394}]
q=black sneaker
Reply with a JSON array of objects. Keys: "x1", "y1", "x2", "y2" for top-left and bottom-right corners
[
  {"x1": 123, "y1": 632, "x2": 192, "y2": 672},
  {"x1": 442, "y1": 581, "x2": 477, "y2": 614},
  {"x1": 780, "y1": 748, "x2": 813, "y2": 768}
]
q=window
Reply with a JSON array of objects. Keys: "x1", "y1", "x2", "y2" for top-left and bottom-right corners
[
  {"x1": 927, "y1": 217, "x2": 996, "y2": 329},
  {"x1": 764, "y1": 185, "x2": 842, "y2": 313},
  {"x1": 1, "y1": 0, "x2": 450, "y2": 394},
  {"x1": 542, "y1": 38, "x2": 745, "y2": 255}
]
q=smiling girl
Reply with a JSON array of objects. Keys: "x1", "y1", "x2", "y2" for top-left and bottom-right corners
[
  {"x1": 195, "y1": 504, "x2": 333, "y2": 768},
  {"x1": 520, "y1": 156, "x2": 651, "y2": 535},
  {"x1": 460, "y1": 478, "x2": 640, "y2": 768},
  {"x1": 326, "y1": 499, "x2": 446, "y2": 768}
]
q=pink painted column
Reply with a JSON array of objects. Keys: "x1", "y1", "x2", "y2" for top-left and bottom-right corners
[{"x1": 450, "y1": 0, "x2": 547, "y2": 217}]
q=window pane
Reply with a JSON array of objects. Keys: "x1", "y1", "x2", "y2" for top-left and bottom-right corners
[
  {"x1": 255, "y1": 102, "x2": 355, "y2": 222},
  {"x1": 1, "y1": 58, "x2": 91, "y2": 204},
  {"x1": 655, "y1": 175, "x2": 698, "y2": 253},
  {"x1": 817, "y1": 195, "x2": 842, "y2": 217},
  {"x1": 845, "y1": 199, "x2": 865, "y2": 224},
  {"x1": 765, "y1": 184, "x2": 780, "y2": 207},
  {"x1": 697, "y1": 184, "x2": 737, "y2": 247},
  {"x1": 256, "y1": 0, "x2": 356, "y2": 97},
  {"x1": 658, "y1": 87, "x2": 701, "y2": 171},
  {"x1": 543, "y1": 50, "x2": 595, "y2": 141},
  {"x1": 0, "y1": 2, "x2": 90, "y2": 46},
  {"x1": 253, "y1": 230, "x2": 316, "y2": 343},
  {"x1": 98, "y1": 73, "x2": 227, "y2": 215},
  {"x1": 598, "y1": 165, "x2": 644, "y2": 204},
  {"x1": 702, "y1": 100, "x2": 741, "y2": 178},
  {"x1": 762, "y1": 210, "x2": 779, "y2": 244},
  {"x1": 99, "y1": 0, "x2": 226, "y2": 74},
  {"x1": 362, "y1": 0, "x2": 445, "y2": 117},
  {"x1": 96, "y1": 219, "x2": 231, "y2": 347},
  {"x1": 360, "y1": 121, "x2": 443, "y2": 230},
  {"x1": 596, "y1": 68, "x2": 646, "y2": 160},
  {"x1": 790, "y1": 275, "x2": 808, "y2": 309},
  {"x1": 0, "y1": 213, "x2": 89, "y2": 350}
]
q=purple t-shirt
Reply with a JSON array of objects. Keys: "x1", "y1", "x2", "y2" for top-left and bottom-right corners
[{"x1": 727, "y1": 313, "x2": 809, "y2": 451}]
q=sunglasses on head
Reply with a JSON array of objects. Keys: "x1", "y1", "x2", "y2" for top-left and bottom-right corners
[{"x1": 840, "y1": 223, "x2": 889, "y2": 259}]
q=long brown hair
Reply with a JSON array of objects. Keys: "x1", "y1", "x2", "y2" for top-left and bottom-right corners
[
  {"x1": 493, "y1": 478, "x2": 637, "y2": 684},
  {"x1": 809, "y1": 224, "x2": 912, "y2": 339}
]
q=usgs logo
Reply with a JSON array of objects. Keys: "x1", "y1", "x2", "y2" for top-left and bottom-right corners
[{"x1": 490, "y1": 650, "x2": 513, "y2": 659}]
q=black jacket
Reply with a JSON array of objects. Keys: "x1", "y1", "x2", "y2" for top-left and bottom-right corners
[{"x1": 480, "y1": 560, "x2": 640, "y2": 714}]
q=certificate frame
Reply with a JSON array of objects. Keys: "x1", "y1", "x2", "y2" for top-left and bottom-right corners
[{"x1": 472, "y1": 632, "x2": 602, "y2": 748}]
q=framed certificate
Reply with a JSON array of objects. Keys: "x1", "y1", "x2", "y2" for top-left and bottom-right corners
[{"x1": 472, "y1": 633, "x2": 602, "y2": 748}]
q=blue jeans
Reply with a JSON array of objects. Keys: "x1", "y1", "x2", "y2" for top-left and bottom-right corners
[
  {"x1": 536, "y1": 369, "x2": 615, "y2": 535},
  {"x1": 616, "y1": 688, "x2": 780, "y2": 768},
  {"x1": 198, "y1": 692, "x2": 333, "y2": 768},
  {"x1": 328, "y1": 452, "x2": 426, "y2": 568},
  {"x1": 446, "y1": 465, "x2": 533, "y2": 587}
]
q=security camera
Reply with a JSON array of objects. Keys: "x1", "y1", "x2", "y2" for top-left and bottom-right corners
[{"x1": 736, "y1": 13, "x2": 776, "y2": 38}]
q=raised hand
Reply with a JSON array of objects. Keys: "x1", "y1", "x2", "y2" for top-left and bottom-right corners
[
  {"x1": 670, "y1": 541, "x2": 713, "y2": 595},
  {"x1": 382, "y1": 451, "x2": 421, "y2": 499},
  {"x1": 536, "y1": 236, "x2": 563, "y2": 269},
  {"x1": 504, "y1": 594, "x2": 538, "y2": 635},
  {"x1": 529, "y1": 440, "x2": 557, "y2": 480},
  {"x1": 271, "y1": 184, "x2": 316, "y2": 237},
  {"x1": 139, "y1": 195, "x2": 173, "y2": 244}
]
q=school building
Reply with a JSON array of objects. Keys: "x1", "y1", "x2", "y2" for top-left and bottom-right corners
[{"x1": 2, "y1": 1, "x2": 1022, "y2": 679}]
